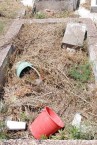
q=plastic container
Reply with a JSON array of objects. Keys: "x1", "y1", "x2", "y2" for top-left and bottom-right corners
[
  {"x1": 15, "y1": 61, "x2": 41, "y2": 79},
  {"x1": 29, "y1": 107, "x2": 64, "y2": 139},
  {"x1": 6, "y1": 121, "x2": 26, "y2": 130}
]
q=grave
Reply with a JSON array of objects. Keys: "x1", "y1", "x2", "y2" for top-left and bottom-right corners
[{"x1": 34, "y1": 0, "x2": 80, "y2": 12}]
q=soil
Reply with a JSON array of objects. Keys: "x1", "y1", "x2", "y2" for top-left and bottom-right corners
[{"x1": 1, "y1": 23, "x2": 96, "y2": 139}]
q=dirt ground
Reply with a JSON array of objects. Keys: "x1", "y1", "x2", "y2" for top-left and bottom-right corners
[{"x1": 1, "y1": 23, "x2": 97, "y2": 139}]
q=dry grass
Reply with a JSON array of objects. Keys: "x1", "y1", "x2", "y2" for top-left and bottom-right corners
[
  {"x1": 1, "y1": 23, "x2": 97, "y2": 139},
  {"x1": 0, "y1": 0, "x2": 23, "y2": 18},
  {"x1": 24, "y1": 8, "x2": 79, "y2": 19},
  {"x1": 0, "y1": 18, "x2": 12, "y2": 35}
]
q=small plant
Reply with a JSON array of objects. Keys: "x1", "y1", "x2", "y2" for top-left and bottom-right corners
[
  {"x1": 20, "y1": 112, "x2": 29, "y2": 121},
  {"x1": 50, "y1": 129, "x2": 67, "y2": 140},
  {"x1": 0, "y1": 121, "x2": 8, "y2": 139},
  {"x1": 68, "y1": 63, "x2": 91, "y2": 82},
  {"x1": 0, "y1": 131, "x2": 8, "y2": 140},
  {"x1": 69, "y1": 126, "x2": 81, "y2": 139},
  {"x1": 35, "y1": 12, "x2": 45, "y2": 19},
  {"x1": 40, "y1": 135, "x2": 48, "y2": 140}
]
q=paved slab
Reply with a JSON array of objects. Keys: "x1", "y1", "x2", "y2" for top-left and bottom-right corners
[{"x1": 62, "y1": 22, "x2": 87, "y2": 48}]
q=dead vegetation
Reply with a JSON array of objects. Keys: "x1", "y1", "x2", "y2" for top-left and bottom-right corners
[
  {"x1": 0, "y1": 0, "x2": 23, "y2": 18},
  {"x1": 24, "y1": 7, "x2": 79, "y2": 19},
  {"x1": 0, "y1": 23, "x2": 97, "y2": 139}
]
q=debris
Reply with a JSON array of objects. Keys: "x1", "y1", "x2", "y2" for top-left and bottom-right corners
[
  {"x1": 15, "y1": 61, "x2": 42, "y2": 81},
  {"x1": 66, "y1": 47, "x2": 76, "y2": 54},
  {"x1": 6, "y1": 121, "x2": 26, "y2": 130},
  {"x1": 29, "y1": 107, "x2": 64, "y2": 139},
  {"x1": 62, "y1": 23, "x2": 87, "y2": 48},
  {"x1": 44, "y1": 9, "x2": 55, "y2": 16},
  {"x1": 72, "y1": 113, "x2": 82, "y2": 128}
]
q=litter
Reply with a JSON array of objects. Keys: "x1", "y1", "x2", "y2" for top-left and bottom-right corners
[
  {"x1": 6, "y1": 121, "x2": 26, "y2": 130},
  {"x1": 15, "y1": 61, "x2": 42, "y2": 80},
  {"x1": 29, "y1": 106, "x2": 64, "y2": 139},
  {"x1": 72, "y1": 113, "x2": 82, "y2": 128}
]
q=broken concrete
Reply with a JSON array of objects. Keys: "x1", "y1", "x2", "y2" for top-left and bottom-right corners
[
  {"x1": 91, "y1": 0, "x2": 97, "y2": 13},
  {"x1": 62, "y1": 22, "x2": 87, "y2": 48}
]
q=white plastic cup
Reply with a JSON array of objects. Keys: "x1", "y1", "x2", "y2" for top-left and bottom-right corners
[{"x1": 6, "y1": 121, "x2": 26, "y2": 130}]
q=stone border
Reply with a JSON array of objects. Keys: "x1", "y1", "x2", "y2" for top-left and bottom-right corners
[
  {"x1": 0, "y1": 139, "x2": 97, "y2": 145},
  {"x1": 0, "y1": 18, "x2": 97, "y2": 144},
  {"x1": 91, "y1": 0, "x2": 97, "y2": 13},
  {"x1": 0, "y1": 19, "x2": 24, "y2": 90}
]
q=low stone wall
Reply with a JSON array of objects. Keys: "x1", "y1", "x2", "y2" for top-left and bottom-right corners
[
  {"x1": 35, "y1": 0, "x2": 79, "y2": 11},
  {"x1": 1, "y1": 139, "x2": 97, "y2": 145},
  {"x1": 0, "y1": 19, "x2": 23, "y2": 91}
]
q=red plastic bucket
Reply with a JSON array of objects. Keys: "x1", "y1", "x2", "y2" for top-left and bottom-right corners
[{"x1": 29, "y1": 107, "x2": 64, "y2": 139}]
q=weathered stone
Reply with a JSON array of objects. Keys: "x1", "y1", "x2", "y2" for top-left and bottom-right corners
[
  {"x1": 35, "y1": 0, "x2": 78, "y2": 12},
  {"x1": 1, "y1": 139, "x2": 97, "y2": 145},
  {"x1": 62, "y1": 23, "x2": 87, "y2": 48},
  {"x1": 0, "y1": 45, "x2": 15, "y2": 89},
  {"x1": 91, "y1": 0, "x2": 97, "y2": 13}
]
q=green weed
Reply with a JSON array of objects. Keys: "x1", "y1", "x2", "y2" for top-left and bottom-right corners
[
  {"x1": 20, "y1": 112, "x2": 29, "y2": 121},
  {"x1": 40, "y1": 135, "x2": 48, "y2": 140},
  {"x1": 0, "y1": 121, "x2": 8, "y2": 139},
  {"x1": 35, "y1": 12, "x2": 45, "y2": 19},
  {"x1": 68, "y1": 63, "x2": 91, "y2": 82}
]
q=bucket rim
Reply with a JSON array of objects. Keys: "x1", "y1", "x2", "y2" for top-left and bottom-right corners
[{"x1": 45, "y1": 106, "x2": 64, "y2": 128}]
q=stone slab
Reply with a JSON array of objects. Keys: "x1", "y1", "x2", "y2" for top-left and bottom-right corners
[
  {"x1": 1, "y1": 139, "x2": 97, "y2": 145},
  {"x1": 62, "y1": 22, "x2": 87, "y2": 47},
  {"x1": 91, "y1": 0, "x2": 97, "y2": 13},
  {"x1": 0, "y1": 45, "x2": 15, "y2": 89}
]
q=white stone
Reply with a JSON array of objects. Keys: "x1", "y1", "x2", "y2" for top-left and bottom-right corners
[{"x1": 72, "y1": 113, "x2": 82, "y2": 128}]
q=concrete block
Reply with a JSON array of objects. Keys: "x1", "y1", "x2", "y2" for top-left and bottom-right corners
[
  {"x1": 0, "y1": 45, "x2": 15, "y2": 89},
  {"x1": 91, "y1": 0, "x2": 97, "y2": 13},
  {"x1": 62, "y1": 23, "x2": 87, "y2": 48}
]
